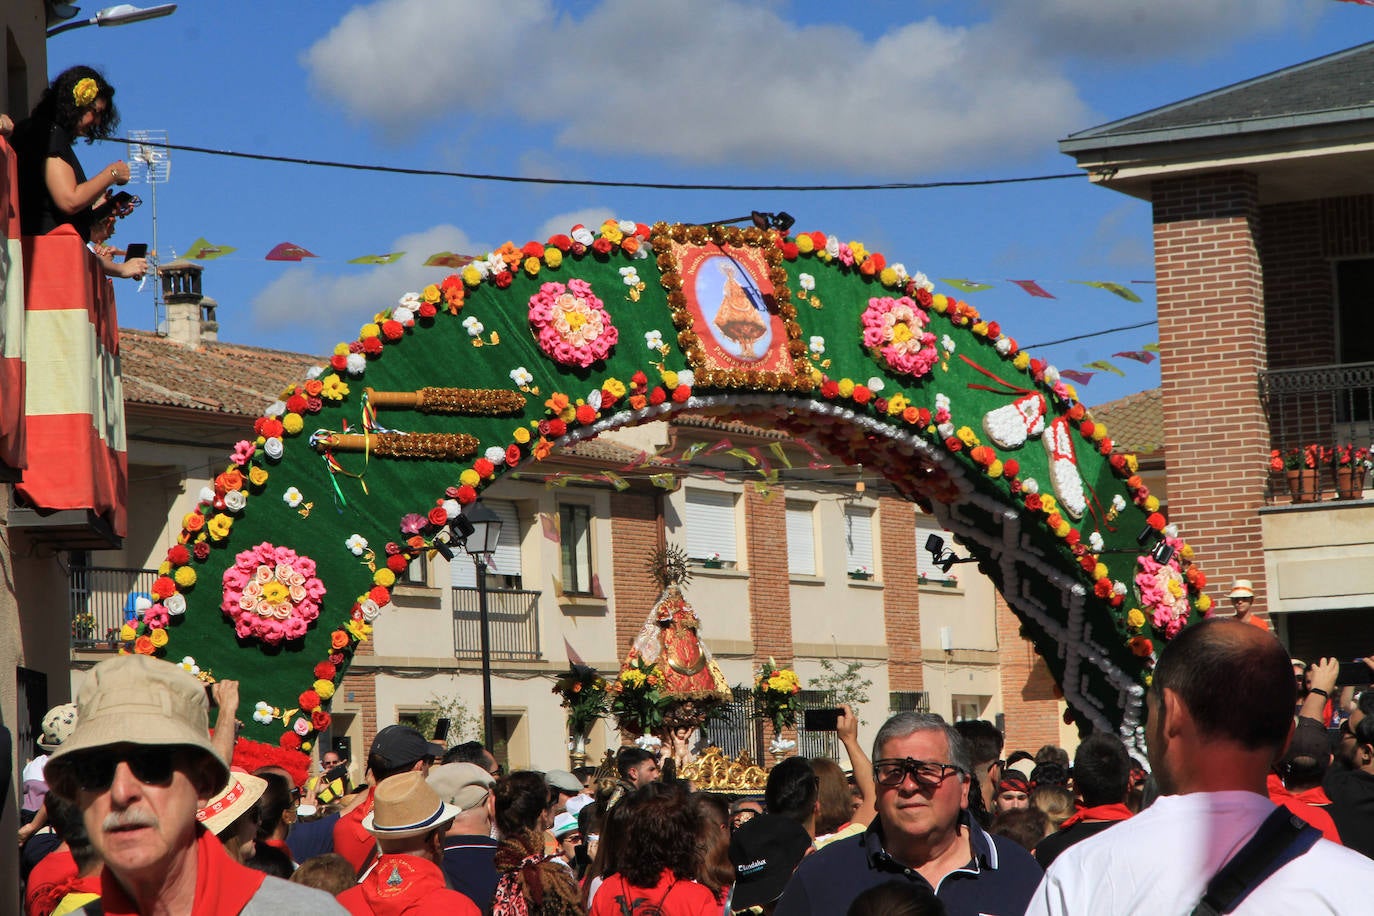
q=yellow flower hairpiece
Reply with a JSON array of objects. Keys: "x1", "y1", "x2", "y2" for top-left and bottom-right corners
[{"x1": 73, "y1": 77, "x2": 99, "y2": 108}]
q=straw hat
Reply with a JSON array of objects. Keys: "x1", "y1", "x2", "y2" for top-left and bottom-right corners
[
  {"x1": 38, "y1": 704, "x2": 78, "y2": 753},
  {"x1": 45, "y1": 654, "x2": 227, "y2": 796},
  {"x1": 362, "y1": 771, "x2": 460, "y2": 839},
  {"x1": 197, "y1": 771, "x2": 268, "y2": 835},
  {"x1": 1229, "y1": 580, "x2": 1255, "y2": 599}
]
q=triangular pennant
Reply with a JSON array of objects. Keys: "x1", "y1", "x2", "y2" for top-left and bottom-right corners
[
  {"x1": 725, "y1": 448, "x2": 757, "y2": 466},
  {"x1": 940, "y1": 278, "x2": 995, "y2": 293},
  {"x1": 424, "y1": 251, "x2": 477, "y2": 268},
  {"x1": 649, "y1": 473, "x2": 677, "y2": 489},
  {"x1": 538, "y1": 512, "x2": 560, "y2": 543},
  {"x1": 564, "y1": 638, "x2": 586, "y2": 666},
  {"x1": 184, "y1": 237, "x2": 236, "y2": 261},
  {"x1": 1112, "y1": 350, "x2": 1157, "y2": 365},
  {"x1": 1076, "y1": 281, "x2": 1142, "y2": 303},
  {"x1": 768, "y1": 441, "x2": 793, "y2": 469},
  {"x1": 1084, "y1": 360, "x2": 1125, "y2": 377},
  {"x1": 1142, "y1": 343, "x2": 1161, "y2": 353},
  {"x1": 265, "y1": 242, "x2": 318, "y2": 262},
  {"x1": 348, "y1": 252, "x2": 406, "y2": 265},
  {"x1": 1059, "y1": 369, "x2": 1095, "y2": 385},
  {"x1": 1008, "y1": 280, "x2": 1055, "y2": 299}
]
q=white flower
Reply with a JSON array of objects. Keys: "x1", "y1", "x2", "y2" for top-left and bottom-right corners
[
  {"x1": 937, "y1": 422, "x2": 955, "y2": 439},
  {"x1": 1088, "y1": 531, "x2": 1105, "y2": 552},
  {"x1": 293, "y1": 717, "x2": 311, "y2": 737},
  {"x1": 1163, "y1": 524, "x2": 1179, "y2": 539},
  {"x1": 483, "y1": 253, "x2": 506, "y2": 276},
  {"x1": 399, "y1": 291, "x2": 422, "y2": 309},
  {"x1": 463, "y1": 316, "x2": 484, "y2": 337},
  {"x1": 645, "y1": 330, "x2": 664, "y2": 350},
  {"x1": 825, "y1": 235, "x2": 840, "y2": 258},
  {"x1": 442, "y1": 499, "x2": 461, "y2": 520},
  {"x1": 913, "y1": 271, "x2": 934, "y2": 293},
  {"x1": 284, "y1": 487, "x2": 304, "y2": 508},
  {"x1": 587, "y1": 388, "x2": 603, "y2": 410},
  {"x1": 253, "y1": 701, "x2": 275, "y2": 725},
  {"x1": 179, "y1": 656, "x2": 200, "y2": 676},
  {"x1": 677, "y1": 369, "x2": 694, "y2": 388},
  {"x1": 1023, "y1": 478, "x2": 1040, "y2": 495},
  {"x1": 890, "y1": 263, "x2": 909, "y2": 281},
  {"x1": 393, "y1": 306, "x2": 415, "y2": 325},
  {"x1": 799, "y1": 273, "x2": 815, "y2": 291},
  {"x1": 263, "y1": 437, "x2": 284, "y2": 461},
  {"x1": 1111, "y1": 494, "x2": 1127, "y2": 512},
  {"x1": 1113, "y1": 581, "x2": 1128, "y2": 596},
  {"x1": 346, "y1": 534, "x2": 368, "y2": 556},
  {"x1": 485, "y1": 446, "x2": 507, "y2": 466},
  {"x1": 618, "y1": 219, "x2": 637, "y2": 235},
  {"x1": 510, "y1": 366, "x2": 533, "y2": 387},
  {"x1": 620, "y1": 266, "x2": 640, "y2": 286},
  {"x1": 1044, "y1": 365, "x2": 1061, "y2": 385},
  {"x1": 164, "y1": 593, "x2": 187, "y2": 616},
  {"x1": 223, "y1": 490, "x2": 247, "y2": 513},
  {"x1": 199, "y1": 485, "x2": 216, "y2": 504},
  {"x1": 995, "y1": 338, "x2": 1012, "y2": 356},
  {"x1": 346, "y1": 352, "x2": 367, "y2": 375},
  {"x1": 264, "y1": 400, "x2": 286, "y2": 417},
  {"x1": 809, "y1": 336, "x2": 826, "y2": 357},
  {"x1": 571, "y1": 225, "x2": 594, "y2": 246},
  {"x1": 359, "y1": 598, "x2": 382, "y2": 622},
  {"x1": 941, "y1": 334, "x2": 956, "y2": 353},
  {"x1": 935, "y1": 393, "x2": 951, "y2": 411},
  {"x1": 867, "y1": 377, "x2": 885, "y2": 393},
  {"x1": 632, "y1": 244, "x2": 649, "y2": 260},
  {"x1": 635, "y1": 734, "x2": 663, "y2": 751},
  {"x1": 769, "y1": 737, "x2": 798, "y2": 755},
  {"x1": 306, "y1": 365, "x2": 325, "y2": 380}
]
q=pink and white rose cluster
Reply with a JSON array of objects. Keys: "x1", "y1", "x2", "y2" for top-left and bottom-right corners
[
  {"x1": 529, "y1": 278, "x2": 618, "y2": 368},
  {"x1": 860, "y1": 296, "x2": 937, "y2": 380},
  {"x1": 221, "y1": 542, "x2": 326, "y2": 644}
]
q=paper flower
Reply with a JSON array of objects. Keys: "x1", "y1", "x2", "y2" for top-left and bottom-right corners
[
  {"x1": 179, "y1": 656, "x2": 200, "y2": 676},
  {"x1": 346, "y1": 534, "x2": 368, "y2": 556},
  {"x1": 223, "y1": 490, "x2": 246, "y2": 513},
  {"x1": 283, "y1": 487, "x2": 303, "y2": 508},
  {"x1": 221, "y1": 542, "x2": 326, "y2": 645},
  {"x1": 645, "y1": 330, "x2": 664, "y2": 350},
  {"x1": 510, "y1": 366, "x2": 534, "y2": 387},
  {"x1": 164, "y1": 593, "x2": 187, "y2": 616},
  {"x1": 619, "y1": 266, "x2": 640, "y2": 286},
  {"x1": 799, "y1": 273, "x2": 815, "y2": 291},
  {"x1": 860, "y1": 296, "x2": 938, "y2": 380},
  {"x1": 463, "y1": 316, "x2": 484, "y2": 337},
  {"x1": 73, "y1": 77, "x2": 98, "y2": 107},
  {"x1": 528, "y1": 278, "x2": 618, "y2": 368},
  {"x1": 253, "y1": 701, "x2": 275, "y2": 725},
  {"x1": 809, "y1": 336, "x2": 825, "y2": 357}
]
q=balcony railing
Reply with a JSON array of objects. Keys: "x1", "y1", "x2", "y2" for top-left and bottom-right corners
[
  {"x1": 451, "y1": 587, "x2": 542, "y2": 661},
  {"x1": 1261, "y1": 361, "x2": 1374, "y2": 504},
  {"x1": 69, "y1": 565, "x2": 158, "y2": 649}
]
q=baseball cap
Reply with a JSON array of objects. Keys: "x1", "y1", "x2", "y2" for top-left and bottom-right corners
[
  {"x1": 1279, "y1": 717, "x2": 1332, "y2": 781},
  {"x1": 426, "y1": 762, "x2": 495, "y2": 812},
  {"x1": 370, "y1": 724, "x2": 434, "y2": 771},
  {"x1": 728, "y1": 814, "x2": 812, "y2": 911},
  {"x1": 545, "y1": 769, "x2": 582, "y2": 794}
]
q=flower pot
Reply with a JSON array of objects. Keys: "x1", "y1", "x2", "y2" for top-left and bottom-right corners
[
  {"x1": 848, "y1": 572, "x2": 871, "y2": 581},
  {"x1": 940, "y1": 580, "x2": 957, "y2": 588},
  {"x1": 702, "y1": 559, "x2": 723, "y2": 569},
  {"x1": 1287, "y1": 468, "x2": 1320, "y2": 503},
  {"x1": 1335, "y1": 465, "x2": 1365, "y2": 500},
  {"x1": 569, "y1": 729, "x2": 590, "y2": 768}
]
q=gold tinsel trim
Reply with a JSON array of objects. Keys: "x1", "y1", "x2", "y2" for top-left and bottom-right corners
[
  {"x1": 366, "y1": 387, "x2": 526, "y2": 416},
  {"x1": 312, "y1": 432, "x2": 479, "y2": 460}
]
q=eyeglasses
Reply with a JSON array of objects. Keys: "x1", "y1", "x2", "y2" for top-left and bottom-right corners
[
  {"x1": 71, "y1": 747, "x2": 178, "y2": 792},
  {"x1": 873, "y1": 757, "x2": 966, "y2": 789}
]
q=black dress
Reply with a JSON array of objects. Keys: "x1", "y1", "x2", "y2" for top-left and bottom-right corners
[{"x1": 10, "y1": 118, "x2": 94, "y2": 241}]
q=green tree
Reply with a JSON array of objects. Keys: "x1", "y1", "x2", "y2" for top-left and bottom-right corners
[
  {"x1": 810, "y1": 659, "x2": 874, "y2": 725},
  {"x1": 412, "y1": 693, "x2": 481, "y2": 748}
]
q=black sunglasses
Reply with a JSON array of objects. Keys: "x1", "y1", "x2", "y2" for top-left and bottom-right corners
[
  {"x1": 873, "y1": 757, "x2": 966, "y2": 789},
  {"x1": 72, "y1": 746, "x2": 178, "y2": 792}
]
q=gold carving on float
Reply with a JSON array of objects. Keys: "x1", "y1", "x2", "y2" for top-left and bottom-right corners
[{"x1": 680, "y1": 746, "x2": 769, "y2": 792}]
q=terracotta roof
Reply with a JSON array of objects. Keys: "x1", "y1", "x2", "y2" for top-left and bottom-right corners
[
  {"x1": 670, "y1": 414, "x2": 789, "y2": 440},
  {"x1": 119, "y1": 328, "x2": 322, "y2": 418},
  {"x1": 1091, "y1": 387, "x2": 1163, "y2": 458}
]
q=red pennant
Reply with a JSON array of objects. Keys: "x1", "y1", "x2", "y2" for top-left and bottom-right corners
[
  {"x1": 1009, "y1": 280, "x2": 1055, "y2": 298},
  {"x1": 1060, "y1": 370, "x2": 1095, "y2": 385},
  {"x1": 1112, "y1": 350, "x2": 1157, "y2": 365},
  {"x1": 265, "y1": 242, "x2": 317, "y2": 261}
]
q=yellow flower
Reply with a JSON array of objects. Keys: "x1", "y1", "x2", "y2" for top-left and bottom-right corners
[
  {"x1": 956, "y1": 426, "x2": 979, "y2": 447},
  {"x1": 1126, "y1": 455, "x2": 1139, "y2": 473},
  {"x1": 283, "y1": 413, "x2": 304, "y2": 435},
  {"x1": 1093, "y1": 563, "x2": 1109, "y2": 581},
  {"x1": 262, "y1": 581, "x2": 289, "y2": 605},
  {"x1": 1180, "y1": 544, "x2": 1195, "y2": 561},
  {"x1": 159, "y1": 561, "x2": 171, "y2": 576},
  {"x1": 988, "y1": 459, "x2": 1003, "y2": 478},
  {"x1": 73, "y1": 77, "x2": 98, "y2": 107},
  {"x1": 1041, "y1": 494, "x2": 1059, "y2": 513},
  {"x1": 602, "y1": 378, "x2": 627, "y2": 399},
  {"x1": 1065, "y1": 385, "x2": 1079, "y2": 402},
  {"x1": 523, "y1": 256, "x2": 540, "y2": 277},
  {"x1": 374, "y1": 568, "x2": 396, "y2": 588},
  {"x1": 1144, "y1": 496, "x2": 1160, "y2": 512},
  {"x1": 207, "y1": 513, "x2": 233, "y2": 541},
  {"x1": 1054, "y1": 520, "x2": 1071, "y2": 537},
  {"x1": 460, "y1": 469, "x2": 480, "y2": 487},
  {"x1": 837, "y1": 378, "x2": 855, "y2": 397},
  {"x1": 173, "y1": 566, "x2": 197, "y2": 588},
  {"x1": 1167, "y1": 579, "x2": 1183, "y2": 598},
  {"x1": 1013, "y1": 352, "x2": 1031, "y2": 371},
  {"x1": 931, "y1": 294, "x2": 949, "y2": 314},
  {"x1": 359, "y1": 323, "x2": 381, "y2": 339},
  {"x1": 1197, "y1": 594, "x2": 1212, "y2": 611},
  {"x1": 1127, "y1": 608, "x2": 1146, "y2": 629},
  {"x1": 248, "y1": 466, "x2": 269, "y2": 487},
  {"x1": 320, "y1": 375, "x2": 349, "y2": 401},
  {"x1": 796, "y1": 234, "x2": 815, "y2": 254},
  {"x1": 314, "y1": 679, "x2": 336, "y2": 700},
  {"x1": 422, "y1": 284, "x2": 441, "y2": 303},
  {"x1": 1092, "y1": 422, "x2": 1108, "y2": 442},
  {"x1": 621, "y1": 669, "x2": 646, "y2": 687},
  {"x1": 972, "y1": 321, "x2": 989, "y2": 337},
  {"x1": 334, "y1": 343, "x2": 350, "y2": 356},
  {"x1": 149, "y1": 627, "x2": 169, "y2": 648},
  {"x1": 462, "y1": 265, "x2": 482, "y2": 287},
  {"x1": 513, "y1": 426, "x2": 531, "y2": 444},
  {"x1": 886, "y1": 393, "x2": 909, "y2": 415},
  {"x1": 545, "y1": 247, "x2": 563, "y2": 269},
  {"x1": 661, "y1": 370, "x2": 678, "y2": 388},
  {"x1": 345, "y1": 619, "x2": 372, "y2": 642},
  {"x1": 848, "y1": 241, "x2": 867, "y2": 262},
  {"x1": 120, "y1": 623, "x2": 137, "y2": 641},
  {"x1": 599, "y1": 220, "x2": 623, "y2": 244},
  {"x1": 879, "y1": 267, "x2": 898, "y2": 287}
]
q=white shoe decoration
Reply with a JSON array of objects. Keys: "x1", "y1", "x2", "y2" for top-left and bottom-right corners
[
  {"x1": 1044, "y1": 416, "x2": 1087, "y2": 520},
  {"x1": 982, "y1": 392, "x2": 1046, "y2": 449}
]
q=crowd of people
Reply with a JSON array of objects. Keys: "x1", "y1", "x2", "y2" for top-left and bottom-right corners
[{"x1": 19, "y1": 617, "x2": 1374, "y2": 915}]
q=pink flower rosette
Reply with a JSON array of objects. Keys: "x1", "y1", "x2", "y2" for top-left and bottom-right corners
[
  {"x1": 528, "y1": 278, "x2": 618, "y2": 368},
  {"x1": 1135, "y1": 551, "x2": 1189, "y2": 639},
  {"x1": 221, "y1": 541, "x2": 326, "y2": 644},
  {"x1": 860, "y1": 296, "x2": 937, "y2": 380}
]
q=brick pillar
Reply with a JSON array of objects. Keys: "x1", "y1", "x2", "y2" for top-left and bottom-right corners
[
  {"x1": 878, "y1": 496, "x2": 922, "y2": 691},
  {"x1": 341, "y1": 670, "x2": 378, "y2": 759},
  {"x1": 744, "y1": 487, "x2": 794, "y2": 744},
  {"x1": 995, "y1": 592, "x2": 1062, "y2": 753},
  {"x1": 610, "y1": 490, "x2": 662, "y2": 660},
  {"x1": 1153, "y1": 171, "x2": 1269, "y2": 614}
]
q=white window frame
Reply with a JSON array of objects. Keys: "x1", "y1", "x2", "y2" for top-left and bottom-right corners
[
  {"x1": 916, "y1": 523, "x2": 960, "y2": 582},
  {"x1": 785, "y1": 500, "x2": 817, "y2": 576},
  {"x1": 843, "y1": 504, "x2": 875, "y2": 577},
  {"x1": 451, "y1": 499, "x2": 522, "y2": 587},
  {"x1": 684, "y1": 488, "x2": 738, "y2": 565},
  {"x1": 558, "y1": 501, "x2": 596, "y2": 596}
]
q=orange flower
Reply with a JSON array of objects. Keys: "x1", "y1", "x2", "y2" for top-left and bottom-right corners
[
  {"x1": 330, "y1": 630, "x2": 349, "y2": 650},
  {"x1": 621, "y1": 236, "x2": 640, "y2": 256},
  {"x1": 183, "y1": 512, "x2": 205, "y2": 532},
  {"x1": 217, "y1": 469, "x2": 244, "y2": 492},
  {"x1": 545, "y1": 392, "x2": 570, "y2": 413},
  {"x1": 533, "y1": 437, "x2": 553, "y2": 461},
  {"x1": 497, "y1": 241, "x2": 522, "y2": 269},
  {"x1": 134, "y1": 636, "x2": 155, "y2": 655},
  {"x1": 303, "y1": 378, "x2": 324, "y2": 397}
]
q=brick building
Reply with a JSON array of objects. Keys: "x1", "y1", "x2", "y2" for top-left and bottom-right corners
[{"x1": 1061, "y1": 40, "x2": 1374, "y2": 657}]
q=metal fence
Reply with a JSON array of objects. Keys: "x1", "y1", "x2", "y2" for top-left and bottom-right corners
[
  {"x1": 1261, "y1": 361, "x2": 1374, "y2": 502},
  {"x1": 705, "y1": 686, "x2": 763, "y2": 761},
  {"x1": 796, "y1": 689, "x2": 841, "y2": 759},
  {"x1": 451, "y1": 587, "x2": 542, "y2": 660},
  {"x1": 69, "y1": 565, "x2": 158, "y2": 649}
]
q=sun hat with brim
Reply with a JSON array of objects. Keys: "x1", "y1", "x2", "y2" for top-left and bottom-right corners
[
  {"x1": 426, "y1": 762, "x2": 494, "y2": 812},
  {"x1": 197, "y1": 771, "x2": 268, "y2": 836},
  {"x1": 1229, "y1": 580, "x2": 1255, "y2": 599},
  {"x1": 45, "y1": 654, "x2": 227, "y2": 797},
  {"x1": 39, "y1": 704, "x2": 78, "y2": 752},
  {"x1": 552, "y1": 811, "x2": 580, "y2": 839},
  {"x1": 363, "y1": 771, "x2": 460, "y2": 839}
]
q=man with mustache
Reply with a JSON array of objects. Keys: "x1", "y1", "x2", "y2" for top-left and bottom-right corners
[{"x1": 44, "y1": 654, "x2": 348, "y2": 914}]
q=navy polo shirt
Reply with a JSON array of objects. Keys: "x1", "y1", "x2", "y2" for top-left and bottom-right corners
[
  {"x1": 441, "y1": 834, "x2": 500, "y2": 915},
  {"x1": 774, "y1": 814, "x2": 1042, "y2": 916}
]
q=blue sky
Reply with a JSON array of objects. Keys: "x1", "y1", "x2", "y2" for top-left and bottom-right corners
[{"x1": 44, "y1": 0, "x2": 1370, "y2": 406}]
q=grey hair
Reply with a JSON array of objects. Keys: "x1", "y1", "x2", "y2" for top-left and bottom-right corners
[{"x1": 871, "y1": 712, "x2": 972, "y2": 778}]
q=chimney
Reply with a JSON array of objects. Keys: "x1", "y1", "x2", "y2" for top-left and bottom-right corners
[
  {"x1": 159, "y1": 259, "x2": 205, "y2": 347},
  {"x1": 198, "y1": 296, "x2": 219, "y2": 342}
]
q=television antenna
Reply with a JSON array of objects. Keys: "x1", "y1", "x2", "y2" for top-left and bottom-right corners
[{"x1": 127, "y1": 130, "x2": 170, "y2": 327}]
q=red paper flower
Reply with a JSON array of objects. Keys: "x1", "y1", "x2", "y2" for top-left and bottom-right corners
[
  {"x1": 473, "y1": 457, "x2": 495, "y2": 478},
  {"x1": 362, "y1": 337, "x2": 383, "y2": 355},
  {"x1": 298, "y1": 690, "x2": 321, "y2": 712},
  {"x1": 671, "y1": 385, "x2": 691, "y2": 403},
  {"x1": 311, "y1": 709, "x2": 332, "y2": 731},
  {"x1": 314, "y1": 662, "x2": 337, "y2": 680},
  {"x1": 286, "y1": 394, "x2": 308, "y2": 414},
  {"x1": 852, "y1": 385, "x2": 872, "y2": 405},
  {"x1": 493, "y1": 271, "x2": 513, "y2": 289},
  {"x1": 1146, "y1": 512, "x2": 1166, "y2": 531},
  {"x1": 649, "y1": 387, "x2": 666, "y2": 406},
  {"x1": 152, "y1": 576, "x2": 176, "y2": 599},
  {"x1": 193, "y1": 542, "x2": 211, "y2": 561},
  {"x1": 456, "y1": 484, "x2": 477, "y2": 505},
  {"x1": 417, "y1": 302, "x2": 437, "y2": 320},
  {"x1": 505, "y1": 444, "x2": 522, "y2": 466},
  {"x1": 386, "y1": 554, "x2": 409, "y2": 574},
  {"x1": 167, "y1": 544, "x2": 191, "y2": 566},
  {"x1": 591, "y1": 237, "x2": 614, "y2": 256},
  {"x1": 575, "y1": 404, "x2": 597, "y2": 424},
  {"x1": 1003, "y1": 459, "x2": 1020, "y2": 477},
  {"x1": 427, "y1": 506, "x2": 448, "y2": 527},
  {"x1": 280, "y1": 732, "x2": 302, "y2": 752}
]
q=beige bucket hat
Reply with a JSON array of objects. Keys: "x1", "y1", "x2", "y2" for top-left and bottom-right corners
[
  {"x1": 362, "y1": 771, "x2": 460, "y2": 839},
  {"x1": 39, "y1": 704, "x2": 79, "y2": 752},
  {"x1": 45, "y1": 654, "x2": 227, "y2": 796},
  {"x1": 198, "y1": 771, "x2": 268, "y2": 835}
]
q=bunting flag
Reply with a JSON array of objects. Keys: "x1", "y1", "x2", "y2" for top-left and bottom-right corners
[
  {"x1": 424, "y1": 251, "x2": 477, "y2": 268},
  {"x1": 1076, "y1": 280, "x2": 1143, "y2": 303},
  {"x1": 348, "y1": 252, "x2": 406, "y2": 265},
  {"x1": 649, "y1": 473, "x2": 676, "y2": 489},
  {"x1": 564, "y1": 638, "x2": 587, "y2": 666},
  {"x1": 0, "y1": 137, "x2": 26, "y2": 470},
  {"x1": 1112, "y1": 350, "x2": 1157, "y2": 364},
  {"x1": 1336, "y1": 0, "x2": 1374, "y2": 6},
  {"x1": 265, "y1": 242, "x2": 318, "y2": 262},
  {"x1": 1009, "y1": 280, "x2": 1055, "y2": 298},
  {"x1": 940, "y1": 278, "x2": 995, "y2": 293},
  {"x1": 538, "y1": 512, "x2": 559, "y2": 543},
  {"x1": 1142, "y1": 343, "x2": 1161, "y2": 352},
  {"x1": 768, "y1": 441, "x2": 793, "y2": 468},
  {"x1": 725, "y1": 447, "x2": 757, "y2": 466},
  {"x1": 1085, "y1": 360, "x2": 1125, "y2": 377},
  {"x1": 1060, "y1": 369, "x2": 1096, "y2": 385},
  {"x1": 183, "y1": 237, "x2": 236, "y2": 260}
]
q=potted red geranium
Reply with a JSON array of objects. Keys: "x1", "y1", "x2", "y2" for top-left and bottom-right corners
[{"x1": 1332, "y1": 444, "x2": 1370, "y2": 500}]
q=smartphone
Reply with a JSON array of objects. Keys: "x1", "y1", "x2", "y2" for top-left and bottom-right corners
[
  {"x1": 433, "y1": 717, "x2": 451, "y2": 743},
  {"x1": 323, "y1": 763, "x2": 350, "y2": 783},
  {"x1": 803, "y1": 708, "x2": 842, "y2": 731},
  {"x1": 204, "y1": 684, "x2": 217, "y2": 708},
  {"x1": 1337, "y1": 660, "x2": 1373, "y2": 687},
  {"x1": 124, "y1": 243, "x2": 148, "y2": 261}
]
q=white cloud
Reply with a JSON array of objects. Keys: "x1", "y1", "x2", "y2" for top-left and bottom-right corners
[
  {"x1": 249, "y1": 224, "x2": 490, "y2": 352},
  {"x1": 535, "y1": 207, "x2": 616, "y2": 242},
  {"x1": 305, "y1": 0, "x2": 1089, "y2": 172}
]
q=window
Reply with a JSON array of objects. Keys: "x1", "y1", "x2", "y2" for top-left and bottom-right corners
[
  {"x1": 889, "y1": 691, "x2": 930, "y2": 716},
  {"x1": 451, "y1": 500, "x2": 522, "y2": 589},
  {"x1": 843, "y1": 504, "x2": 874, "y2": 576},
  {"x1": 684, "y1": 489, "x2": 738, "y2": 565},
  {"x1": 916, "y1": 524, "x2": 959, "y2": 582},
  {"x1": 559, "y1": 503, "x2": 595, "y2": 595},
  {"x1": 398, "y1": 552, "x2": 428, "y2": 587},
  {"x1": 952, "y1": 695, "x2": 989, "y2": 723},
  {"x1": 1337, "y1": 259, "x2": 1374, "y2": 366},
  {"x1": 785, "y1": 501, "x2": 816, "y2": 575}
]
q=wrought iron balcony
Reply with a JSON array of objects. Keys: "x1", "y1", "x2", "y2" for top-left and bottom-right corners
[
  {"x1": 451, "y1": 587, "x2": 542, "y2": 661},
  {"x1": 1260, "y1": 361, "x2": 1374, "y2": 504},
  {"x1": 69, "y1": 565, "x2": 158, "y2": 649}
]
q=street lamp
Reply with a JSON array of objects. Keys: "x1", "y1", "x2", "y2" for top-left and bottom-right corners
[
  {"x1": 457, "y1": 500, "x2": 502, "y2": 753},
  {"x1": 47, "y1": 4, "x2": 178, "y2": 37}
]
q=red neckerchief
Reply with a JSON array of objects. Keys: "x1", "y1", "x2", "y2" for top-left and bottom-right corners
[
  {"x1": 1059, "y1": 803, "x2": 1133, "y2": 830},
  {"x1": 1268, "y1": 772, "x2": 1333, "y2": 807},
  {"x1": 98, "y1": 828, "x2": 266, "y2": 915}
]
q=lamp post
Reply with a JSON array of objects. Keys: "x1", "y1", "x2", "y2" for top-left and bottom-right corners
[
  {"x1": 47, "y1": 4, "x2": 178, "y2": 37},
  {"x1": 461, "y1": 500, "x2": 503, "y2": 753}
]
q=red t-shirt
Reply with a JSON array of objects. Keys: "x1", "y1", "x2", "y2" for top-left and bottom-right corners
[
  {"x1": 333, "y1": 788, "x2": 377, "y2": 872},
  {"x1": 338, "y1": 854, "x2": 479, "y2": 916},
  {"x1": 26, "y1": 847, "x2": 77, "y2": 916},
  {"x1": 590, "y1": 871, "x2": 720, "y2": 916}
]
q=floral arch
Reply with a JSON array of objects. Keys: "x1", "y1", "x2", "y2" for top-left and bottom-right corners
[{"x1": 139, "y1": 220, "x2": 1206, "y2": 762}]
